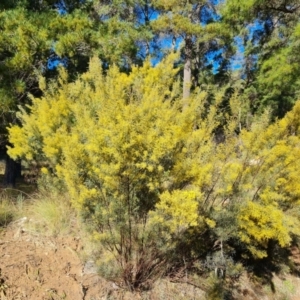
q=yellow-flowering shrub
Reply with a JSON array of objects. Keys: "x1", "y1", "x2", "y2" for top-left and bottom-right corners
[
  {"x1": 7, "y1": 54, "x2": 300, "y2": 287},
  {"x1": 8, "y1": 54, "x2": 215, "y2": 288},
  {"x1": 205, "y1": 102, "x2": 300, "y2": 258}
]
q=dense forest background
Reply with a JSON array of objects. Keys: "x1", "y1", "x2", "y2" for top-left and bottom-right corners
[{"x1": 2, "y1": 0, "x2": 300, "y2": 298}]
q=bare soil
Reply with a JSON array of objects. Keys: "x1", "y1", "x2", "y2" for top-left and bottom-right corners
[{"x1": 0, "y1": 218, "x2": 111, "y2": 300}]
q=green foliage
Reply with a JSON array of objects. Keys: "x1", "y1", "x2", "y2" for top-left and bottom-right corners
[
  {"x1": 0, "y1": 4, "x2": 95, "y2": 148},
  {"x1": 151, "y1": 0, "x2": 233, "y2": 98},
  {"x1": 222, "y1": 0, "x2": 300, "y2": 117},
  {"x1": 257, "y1": 23, "x2": 300, "y2": 116},
  {"x1": 0, "y1": 7, "x2": 53, "y2": 124},
  {"x1": 0, "y1": 0, "x2": 152, "y2": 152},
  {"x1": 205, "y1": 273, "x2": 226, "y2": 300}
]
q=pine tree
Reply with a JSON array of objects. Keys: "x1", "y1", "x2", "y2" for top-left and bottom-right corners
[
  {"x1": 151, "y1": 0, "x2": 232, "y2": 103},
  {"x1": 0, "y1": 0, "x2": 152, "y2": 185},
  {"x1": 222, "y1": 0, "x2": 300, "y2": 117}
]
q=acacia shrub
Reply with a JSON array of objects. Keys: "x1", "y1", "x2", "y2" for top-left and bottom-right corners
[
  {"x1": 8, "y1": 54, "x2": 215, "y2": 289},
  {"x1": 8, "y1": 54, "x2": 300, "y2": 288}
]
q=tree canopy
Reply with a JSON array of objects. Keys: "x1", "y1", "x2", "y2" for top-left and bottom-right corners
[{"x1": 222, "y1": 0, "x2": 300, "y2": 116}]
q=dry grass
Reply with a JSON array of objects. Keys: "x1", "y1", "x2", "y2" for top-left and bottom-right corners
[
  {"x1": 0, "y1": 188, "x2": 26, "y2": 227},
  {"x1": 0, "y1": 197, "x2": 15, "y2": 227},
  {"x1": 25, "y1": 192, "x2": 75, "y2": 237},
  {"x1": 0, "y1": 160, "x2": 5, "y2": 175}
]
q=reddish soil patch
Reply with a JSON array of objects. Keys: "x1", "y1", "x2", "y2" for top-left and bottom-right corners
[{"x1": 0, "y1": 219, "x2": 109, "y2": 300}]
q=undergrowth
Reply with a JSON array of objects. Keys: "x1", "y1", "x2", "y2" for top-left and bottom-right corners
[
  {"x1": 25, "y1": 192, "x2": 75, "y2": 236},
  {"x1": 0, "y1": 197, "x2": 15, "y2": 227}
]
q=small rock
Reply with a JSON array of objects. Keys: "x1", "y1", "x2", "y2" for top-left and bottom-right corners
[{"x1": 83, "y1": 260, "x2": 97, "y2": 275}]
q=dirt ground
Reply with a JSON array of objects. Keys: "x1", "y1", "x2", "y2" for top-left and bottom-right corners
[{"x1": 0, "y1": 217, "x2": 115, "y2": 300}]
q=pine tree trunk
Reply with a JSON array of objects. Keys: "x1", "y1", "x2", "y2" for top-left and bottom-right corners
[
  {"x1": 183, "y1": 36, "x2": 192, "y2": 107},
  {"x1": 3, "y1": 154, "x2": 21, "y2": 187},
  {"x1": 183, "y1": 57, "x2": 191, "y2": 100}
]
